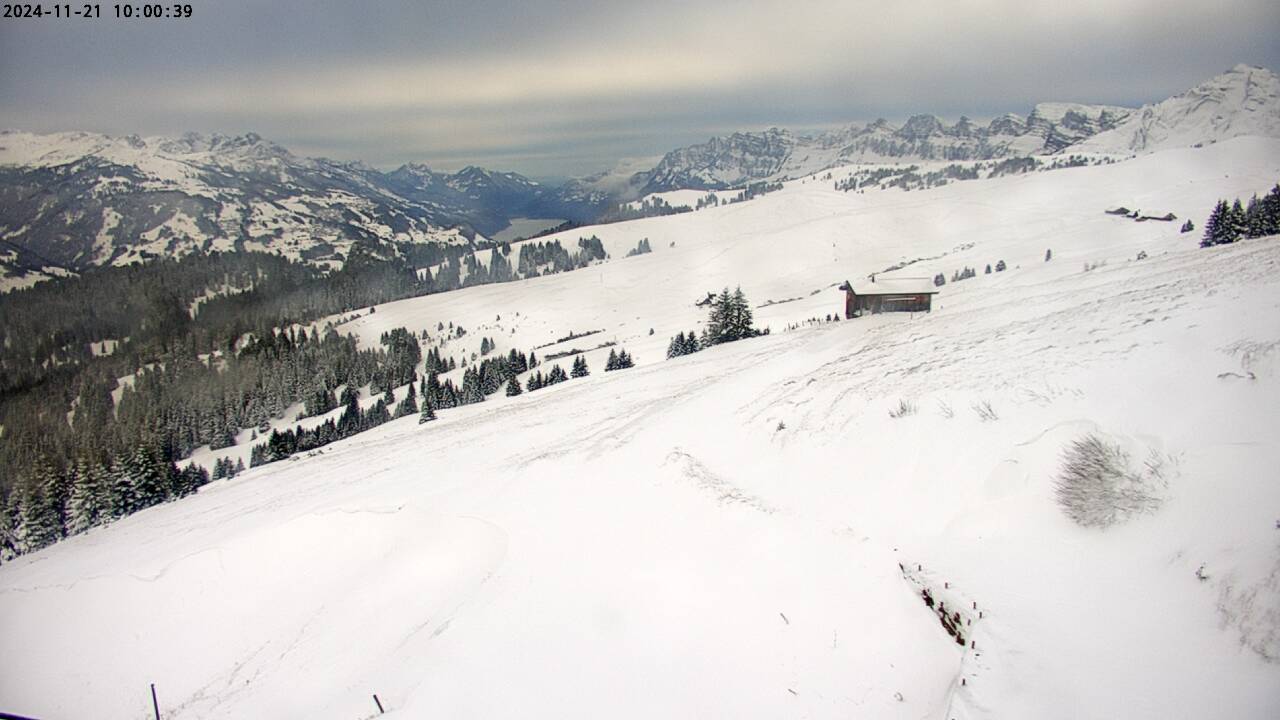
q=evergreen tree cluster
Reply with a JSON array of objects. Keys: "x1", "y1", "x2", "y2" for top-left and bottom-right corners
[
  {"x1": 374, "y1": 328, "x2": 422, "y2": 394},
  {"x1": 515, "y1": 236, "x2": 608, "y2": 277},
  {"x1": 571, "y1": 355, "x2": 590, "y2": 377},
  {"x1": 701, "y1": 287, "x2": 760, "y2": 346},
  {"x1": 951, "y1": 266, "x2": 977, "y2": 282},
  {"x1": 211, "y1": 455, "x2": 246, "y2": 480},
  {"x1": 625, "y1": 238, "x2": 653, "y2": 257},
  {"x1": 525, "y1": 362, "x2": 571, "y2": 392},
  {"x1": 603, "y1": 196, "x2": 693, "y2": 222},
  {"x1": 666, "y1": 330, "x2": 702, "y2": 358},
  {"x1": 1200, "y1": 185, "x2": 1280, "y2": 248},
  {"x1": 604, "y1": 348, "x2": 635, "y2": 371},
  {"x1": 0, "y1": 449, "x2": 208, "y2": 563},
  {"x1": 732, "y1": 181, "x2": 784, "y2": 202}
]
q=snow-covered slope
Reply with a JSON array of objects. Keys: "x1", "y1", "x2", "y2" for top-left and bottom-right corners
[
  {"x1": 2, "y1": 138, "x2": 1279, "y2": 719},
  {"x1": 1070, "y1": 65, "x2": 1280, "y2": 155}
]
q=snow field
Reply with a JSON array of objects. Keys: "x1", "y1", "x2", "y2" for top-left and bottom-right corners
[{"x1": 3, "y1": 137, "x2": 1280, "y2": 718}]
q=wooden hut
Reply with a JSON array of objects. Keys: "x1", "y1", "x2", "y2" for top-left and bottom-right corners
[{"x1": 839, "y1": 277, "x2": 938, "y2": 318}]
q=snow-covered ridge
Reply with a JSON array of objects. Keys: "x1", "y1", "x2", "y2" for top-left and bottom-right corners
[{"x1": 1072, "y1": 65, "x2": 1280, "y2": 154}]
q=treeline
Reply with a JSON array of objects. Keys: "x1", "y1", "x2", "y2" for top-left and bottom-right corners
[
  {"x1": 0, "y1": 447, "x2": 209, "y2": 561},
  {"x1": 1200, "y1": 184, "x2": 1280, "y2": 247},
  {"x1": 249, "y1": 345, "x2": 539, "y2": 469}
]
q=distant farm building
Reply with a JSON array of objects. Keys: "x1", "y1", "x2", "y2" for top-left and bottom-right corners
[{"x1": 839, "y1": 277, "x2": 937, "y2": 317}]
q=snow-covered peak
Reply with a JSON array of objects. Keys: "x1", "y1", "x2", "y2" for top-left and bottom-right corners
[{"x1": 1069, "y1": 65, "x2": 1280, "y2": 154}]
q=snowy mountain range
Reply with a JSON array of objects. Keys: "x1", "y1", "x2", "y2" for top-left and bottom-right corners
[
  {"x1": 0, "y1": 131, "x2": 613, "y2": 285},
  {"x1": 0, "y1": 131, "x2": 469, "y2": 274},
  {"x1": 1, "y1": 65, "x2": 1276, "y2": 288},
  {"x1": 633, "y1": 103, "x2": 1131, "y2": 193}
]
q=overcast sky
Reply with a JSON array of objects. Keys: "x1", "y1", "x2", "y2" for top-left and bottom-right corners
[{"x1": 2, "y1": 0, "x2": 1278, "y2": 178}]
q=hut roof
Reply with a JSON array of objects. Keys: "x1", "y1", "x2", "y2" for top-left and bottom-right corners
[{"x1": 842, "y1": 277, "x2": 938, "y2": 296}]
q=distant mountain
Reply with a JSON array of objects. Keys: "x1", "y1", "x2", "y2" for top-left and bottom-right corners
[
  {"x1": 0, "y1": 130, "x2": 473, "y2": 275},
  {"x1": 1070, "y1": 64, "x2": 1280, "y2": 154},
  {"x1": 384, "y1": 163, "x2": 611, "y2": 235},
  {"x1": 634, "y1": 103, "x2": 1133, "y2": 193}
]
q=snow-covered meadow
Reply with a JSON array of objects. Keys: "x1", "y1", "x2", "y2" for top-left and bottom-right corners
[{"x1": 2, "y1": 137, "x2": 1279, "y2": 719}]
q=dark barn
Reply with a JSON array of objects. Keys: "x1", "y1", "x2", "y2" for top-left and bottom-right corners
[{"x1": 839, "y1": 277, "x2": 938, "y2": 318}]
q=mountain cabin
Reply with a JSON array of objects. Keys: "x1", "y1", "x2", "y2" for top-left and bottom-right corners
[{"x1": 839, "y1": 277, "x2": 938, "y2": 317}]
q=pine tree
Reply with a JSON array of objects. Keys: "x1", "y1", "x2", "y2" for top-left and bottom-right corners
[
  {"x1": 174, "y1": 464, "x2": 209, "y2": 498},
  {"x1": 1228, "y1": 198, "x2": 1247, "y2": 241},
  {"x1": 995, "y1": 260, "x2": 1006, "y2": 272},
  {"x1": 460, "y1": 367, "x2": 485, "y2": 405},
  {"x1": 418, "y1": 400, "x2": 437, "y2": 423},
  {"x1": 3, "y1": 490, "x2": 29, "y2": 558},
  {"x1": 726, "y1": 287, "x2": 756, "y2": 341},
  {"x1": 65, "y1": 459, "x2": 102, "y2": 535},
  {"x1": 571, "y1": 355, "x2": 589, "y2": 377},
  {"x1": 606, "y1": 348, "x2": 620, "y2": 370},
  {"x1": 1262, "y1": 184, "x2": 1280, "y2": 237},
  {"x1": 1202, "y1": 200, "x2": 1227, "y2": 247},
  {"x1": 683, "y1": 330, "x2": 699, "y2": 355},
  {"x1": 1045, "y1": 248, "x2": 1052, "y2": 262},
  {"x1": 1244, "y1": 195, "x2": 1265, "y2": 238},
  {"x1": 366, "y1": 399, "x2": 391, "y2": 427},
  {"x1": 667, "y1": 332, "x2": 685, "y2": 359},
  {"x1": 703, "y1": 288, "x2": 732, "y2": 345},
  {"x1": 547, "y1": 364, "x2": 568, "y2": 384},
  {"x1": 506, "y1": 376, "x2": 523, "y2": 396},
  {"x1": 985, "y1": 264, "x2": 992, "y2": 274},
  {"x1": 395, "y1": 383, "x2": 419, "y2": 418},
  {"x1": 0, "y1": 495, "x2": 17, "y2": 562},
  {"x1": 23, "y1": 461, "x2": 66, "y2": 550},
  {"x1": 1181, "y1": 219, "x2": 1194, "y2": 233}
]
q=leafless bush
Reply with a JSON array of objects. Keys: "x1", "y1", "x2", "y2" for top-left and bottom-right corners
[
  {"x1": 889, "y1": 399, "x2": 917, "y2": 418},
  {"x1": 937, "y1": 400, "x2": 954, "y2": 419},
  {"x1": 1055, "y1": 434, "x2": 1166, "y2": 528},
  {"x1": 972, "y1": 400, "x2": 998, "y2": 421}
]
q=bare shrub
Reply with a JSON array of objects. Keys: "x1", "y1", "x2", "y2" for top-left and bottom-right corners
[
  {"x1": 937, "y1": 400, "x2": 954, "y2": 419},
  {"x1": 972, "y1": 400, "x2": 998, "y2": 421},
  {"x1": 1055, "y1": 434, "x2": 1165, "y2": 528},
  {"x1": 889, "y1": 399, "x2": 917, "y2": 418}
]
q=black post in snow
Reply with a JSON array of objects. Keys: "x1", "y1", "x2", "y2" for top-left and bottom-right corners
[
  {"x1": 150, "y1": 683, "x2": 160, "y2": 720},
  {"x1": 373, "y1": 694, "x2": 385, "y2": 714}
]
